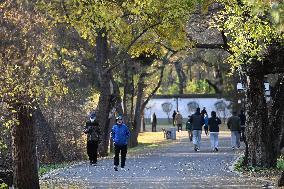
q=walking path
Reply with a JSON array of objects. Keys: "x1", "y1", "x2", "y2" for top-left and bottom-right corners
[{"x1": 41, "y1": 132, "x2": 273, "y2": 188}]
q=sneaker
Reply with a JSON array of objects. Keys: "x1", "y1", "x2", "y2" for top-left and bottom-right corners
[
  {"x1": 232, "y1": 147, "x2": 235, "y2": 150},
  {"x1": 114, "y1": 166, "x2": 118, "y2": 171},
  {"x1": 194, "y1": 144, "x2": 197, "y2": 151},
  {"x1": 196, "y1": 148, "x2": 200, "y2": 152},
  {"x1": 92, "y1": 163, "x2": 97, "y2": 166},
  {"x1": 121, "y1": 165, "x2": 125, "y2": 168},
  {"x1": 215, "y1": 147, "x2": 218, "y2": 152}
]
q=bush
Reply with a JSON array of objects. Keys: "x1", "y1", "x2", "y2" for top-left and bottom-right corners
[
  {"x1": 234, "y1": 155, "x2": 245, "y2": 172},
  {"x1": 0, "y1": 183, "x2": 8, "y2": 189},
  {"x1": 277, "y1": 156, "x2": 284, "y2": 170}
]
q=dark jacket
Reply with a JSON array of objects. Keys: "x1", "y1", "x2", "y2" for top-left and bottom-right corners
[
  {"x1": 208, "y1": 117, "x2": 221, "y2": 132},
  {"x1": 186, "y1": 119, "x2": 192, "y2": 131},
  {"x1": 227, "y1": 116, "x2": 241, "y2": 131},
  {"x1": 111, "y1": 124, "x2": 130, "y2": 145},
  {"x1": 84, "y1": 120, "x2": 101, "y2": 141},
  {"x1": 239, "y1": 113, "x2": 246, "y2": 126},
  {"x1": 190, "y1": 112, "x2": 204, "y2": 130}
]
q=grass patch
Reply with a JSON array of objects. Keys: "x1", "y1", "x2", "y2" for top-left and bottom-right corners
[
  {"x1": 128, "y1": 131, "x2": 174, "y2": 155},
  {"x1": 234, "y1": 155, "x2": 245, "y2": 172},
  {"x1": 39, "y1": 162, "x2": 69, "y2": 176},
  {"x1": 234, "y1": 155, "x2": 281, "y2": 183},
  {"x1": 234, "y1": 155, "x2": 269, "y2": 173}
]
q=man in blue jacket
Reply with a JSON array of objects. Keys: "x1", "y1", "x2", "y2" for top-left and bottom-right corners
[{"x1": 111, "y1": 115, "x2": 130, "y2": 171}]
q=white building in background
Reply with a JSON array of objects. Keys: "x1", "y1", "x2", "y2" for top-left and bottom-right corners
[{"x1": 144, "y1": 94, "x2": 232, "y2": 121}]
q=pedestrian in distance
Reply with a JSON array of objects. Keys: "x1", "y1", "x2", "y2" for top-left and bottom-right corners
[
  {"x1": 186, "y1": 115, "x2": 193, "y2": 141},
  {"x1": 111, "y1": 115, "x2": 130, "y2": 171},
  {"x1": 227, "y1": 111, "x2": 241, "y2": 150},
  {"x1": 208, "y1": 111, "x2": 221, "y2": 152},
  {"x1": 151, "y1": 112, "x2": 157, "y2": 132},
  {"x1": 238, "y1": 110, "x2": 246, "y2": 141},
  {"x1": 175, "y1": 111, "x2": 183, "y2": 132},
  {"x1": 190, "y1": 108, "x2": 205, "y2": 151},
  {"x1": 172, "y1": 110, "x2": 177, "y2": 126},
  {"x1": 204, "y1": 113, "x2": 209, "y2": 135},
  {"x1": 83, "y1": 112, "x2": 101, "y2": 166},
  {"x1": 201, "y1": 107, "x2": 207, "y2": 117}
]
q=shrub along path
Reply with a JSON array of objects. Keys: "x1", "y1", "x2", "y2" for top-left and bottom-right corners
[{"x1": 40, "y1": 131, "x2": 272, "y2": 188}]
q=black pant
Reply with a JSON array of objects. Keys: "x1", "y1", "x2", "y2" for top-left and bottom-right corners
[
  {"x1": 87, "y1": 140, "x2": 98, "y2": 163},
  {"x1": 204, "y1": 126, "x2": 209, "y2": 135},
  {"x1": 241, "y1": 126, "x2": 246, "y2": 141},
  {"x1": 114, "y1": 144, "x2": 127, "y2": 167}
]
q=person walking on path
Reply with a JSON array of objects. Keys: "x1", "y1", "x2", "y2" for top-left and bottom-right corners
[
  {"x1": 238, "y1": 110, "x2": 246, "y2": 141},
  {"x1": 190, "y1": 108, "x2": 204, "y2": 151},
  {"x1": 172, "y1": 110, "x2": 177, "y2": 126},
  {"x1": 186, "y1": 115, "x2": 193, "y2": 141},
  {"x1": 227, "y1": 111, "x2": 241, "y2": 150},
  {"x1": 151, "y1": 112, "x2": 157, "y2": 132},
  {"x1": 83, "y1": 112, "x2": 101, "y2": 166},
  {"x1": 111, "y1": 115, "x2": 130, "y2": 171},
  {"x1": 201, "y1": 107, "x2": 207, "y2": 117},
  {"x1": 208, "y1": 111, "x2": 221, "y2": 151},
  {"x1": 175, "y1": 111, "x2": 183, "y2": 132},
  {"x1": 204, "y1": 113, "x2": 209, "y2": 135}
]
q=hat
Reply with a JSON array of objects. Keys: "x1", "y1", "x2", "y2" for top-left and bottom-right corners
[
  {"x1": 89, "y1": 112, "x2": 96, "y2": 119},
  {"x1": 116, "y1": 115, "x2": 123, "y2": 121}
]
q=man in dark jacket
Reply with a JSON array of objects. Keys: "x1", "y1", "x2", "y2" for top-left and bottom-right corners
[
  {"x1": 111, "y1": 115, "x2": 130, "y2": 171},
  {"x1": 151, "y1": 112, "x2": 157, "y2": 132},
  {"x1": 190, "y1": 108, "x2": 204, "y2": 151},
  {"x1": 83, "y1": 112, "x2": 101, "y2": 165},
  {"x1": 172, "y1": 110, "x2": 177, "y2": 126},
  {"x1": 238, "y1": 110, "x2": 246, "y2": 141},
  {"x1": 208, "y1": 111, "x2": 222, "y2": 151},
  {"x1": 227, "y1": 111, "x2": 241, "y2": 150}
]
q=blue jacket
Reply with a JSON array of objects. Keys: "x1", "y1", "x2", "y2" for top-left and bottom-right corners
[
  {"x1": 111, "y1": 124, "x2": 130, "y2": 145},
  {"x1": 204, "y1": 115, "x2": 209, "y2": 126}
]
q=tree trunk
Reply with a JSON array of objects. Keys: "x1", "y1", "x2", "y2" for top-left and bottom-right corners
[
  {"x1": 129, "y1": 73, "x2": 145, "y2": 147},
  {"x1": 35, "y1": 107, "x2": 64, "y2": 163},
  {"x1": 174, "y1": 61, "x2": 186, "y2": 94},
  {"x1": 278, "y1": 171, "x2": 284, "y2": 187},
  {"x1": 246, "y1": 73, "x2": 273, "y2": 167},
  {"x1": 271, "y1": 76, "x2": 284, "y2": 163},
  {"x1": 95, "y1": 28, "x2": 112, "y2": 157},
  {"x1": 12, "y1": 104, "x2": 39, "y2": 189},
  {"x1": 142, "y1": 110, "x2": 146, "y2": 132}
]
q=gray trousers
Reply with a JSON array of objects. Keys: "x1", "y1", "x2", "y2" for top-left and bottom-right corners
[
  {"x1": 210, "y1": 132, "x2": 219, "y2": 149},
  {"x1": 231, "y1": 131, "x2": 240, "y2": 148},
  {"x1": 192, "y1": 130, "x2": 202, "y2": 149}
]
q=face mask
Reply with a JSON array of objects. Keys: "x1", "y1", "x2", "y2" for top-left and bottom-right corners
[{"x1": 90, "y1": 118, "x2": 95, "y2": 122}]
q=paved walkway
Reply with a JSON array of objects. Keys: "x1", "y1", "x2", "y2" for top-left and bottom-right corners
[{"x1": 41, "y1": 132, "x2": 273, "y2": 189}]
